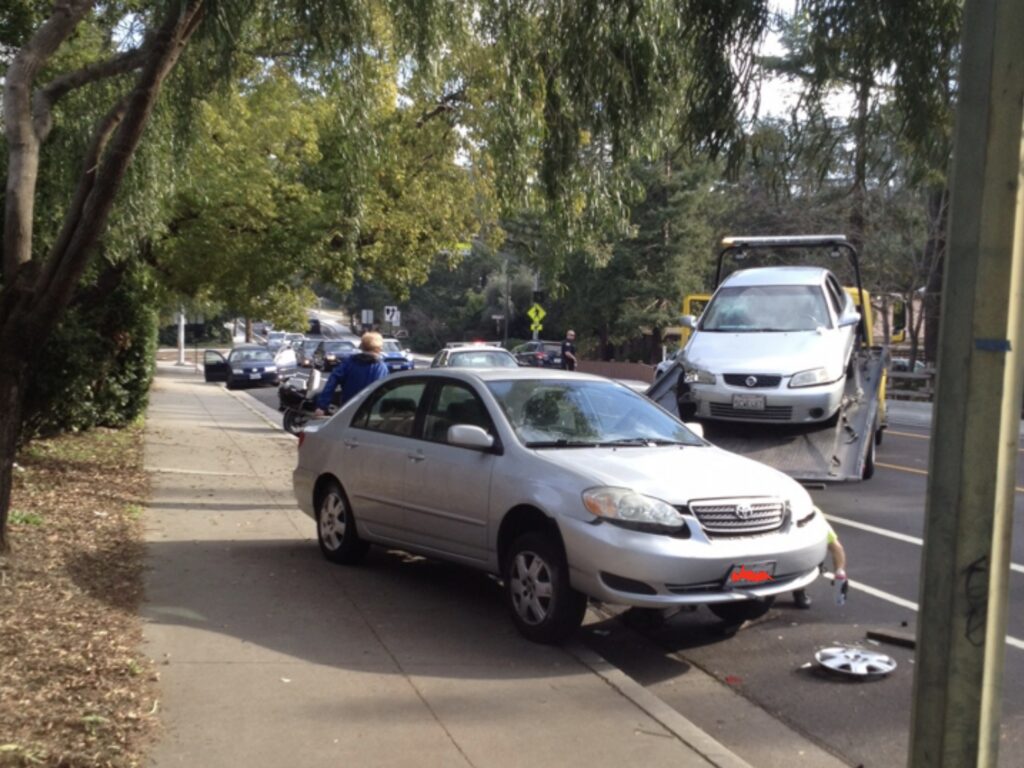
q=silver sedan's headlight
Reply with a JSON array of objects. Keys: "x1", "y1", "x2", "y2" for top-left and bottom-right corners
[
  {"x1": 683, "y1": 366, "x2": 716, "y2": 385},
  {"x1": 789, "y1": 367, "x2": 832, "y2": 388},
  {"x1": 582, "y1": 487, "x2": 686, "y2": 531}
]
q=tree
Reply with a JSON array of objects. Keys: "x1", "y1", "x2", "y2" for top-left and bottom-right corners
[
  {"x1": 1, "y1": 0, "x2": 777, "y2": 553},
  {"x1": 154, "y1": 68, "x2": 327, "y2": 337},
  {"x1": 1, "y1": 0, "x2": 208, "y2": 552}
]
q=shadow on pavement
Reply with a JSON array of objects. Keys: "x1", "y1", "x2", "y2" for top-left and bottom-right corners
[{"x1": 142, "y1": 538, "x2": 585, "y2": 679}]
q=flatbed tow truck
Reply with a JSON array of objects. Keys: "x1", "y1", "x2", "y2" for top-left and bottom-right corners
[{"x1": 646, "y1": 235, "x2": 889, "y2": 483}]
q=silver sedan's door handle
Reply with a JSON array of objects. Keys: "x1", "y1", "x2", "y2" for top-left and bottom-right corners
[
  {"x1": 408, "y1": 451, "x2": 425, "y2": 462},
  {"x1": 343, "y1": 439, "x2": 359, "y2": 449}
]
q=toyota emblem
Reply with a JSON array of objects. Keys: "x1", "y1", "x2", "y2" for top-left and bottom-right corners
[
  {"x1": 745, "y1": 375, "x2": 758, "y2": 388},
  {"x1": 735, "y1": 503, "x2": 754, "y2": 520}
]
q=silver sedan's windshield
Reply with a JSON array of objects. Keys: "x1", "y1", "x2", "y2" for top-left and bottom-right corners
[
  {"x1": 486, "y1": 379, "x2": 703, "y2": 448},
  {"x1": 701, "y1": 285, "x2": 831, "y2": 332}
]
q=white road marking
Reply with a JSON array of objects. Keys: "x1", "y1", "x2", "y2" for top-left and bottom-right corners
[{"x1": 826, "y1": 514, "x2": 1024, "y2": 651}]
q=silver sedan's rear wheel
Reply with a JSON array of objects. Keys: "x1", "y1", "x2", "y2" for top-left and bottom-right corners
[
  {"x1": 505, "y1": 532, "x2": 586, "y2": 644},
  {"x1": 316, "y1": 481, "x2": 369, "y2": 564}
]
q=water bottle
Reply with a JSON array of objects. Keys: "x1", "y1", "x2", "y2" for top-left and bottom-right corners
[{"x1": 834, "y1": 569, "x2": 848, "y2": 605}]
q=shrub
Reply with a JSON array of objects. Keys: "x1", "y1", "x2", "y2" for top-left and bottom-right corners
[{"x1": 21, "y1": 265, "x2": 158, "y2": 441}]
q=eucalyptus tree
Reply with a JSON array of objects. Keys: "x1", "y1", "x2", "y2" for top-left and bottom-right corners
[{"x1": 0, "y1": 0, "x2": 772, "y2": 549}]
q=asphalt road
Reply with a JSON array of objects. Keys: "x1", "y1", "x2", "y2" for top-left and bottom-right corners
[{"x1": 244, "y1": 382, "x2": 1024, "y2": 767}]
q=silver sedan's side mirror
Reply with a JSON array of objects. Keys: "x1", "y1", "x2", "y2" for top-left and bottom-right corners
[
  {"x1": 838, "y1": 311, "x2": 861, "y2": 328},
  {"x1": 684, "y1": 422, "x2": 704, "y2": 440},
  {"x1": 679, "y1": 315, "x2": 697, "y2": 329},
  {"x1": 447, "y1": 424, "x2": 495, "y2": 450}
]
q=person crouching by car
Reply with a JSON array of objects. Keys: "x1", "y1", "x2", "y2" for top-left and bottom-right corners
[{"x1": 313, "y1": 332, "x2": 389, "y2": 416}]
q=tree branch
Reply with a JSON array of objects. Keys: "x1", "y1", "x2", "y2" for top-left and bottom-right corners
[
  {"x1": 32, "y1": 46, "x2": 149, "y2": 140},
  {"x1": 37, "y1": 1, "x2": 207, "y2": 315},
  {"x1": 415, "y1": 87, "x2": 467, "y2": 127},
  {"x1": 2, "y1": 0, "x2": 96, "y2": 279}
]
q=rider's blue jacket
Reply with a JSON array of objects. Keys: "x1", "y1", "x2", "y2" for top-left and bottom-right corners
[{"x1": 316, "y1": 352, "x2": 389, "y2": 411}]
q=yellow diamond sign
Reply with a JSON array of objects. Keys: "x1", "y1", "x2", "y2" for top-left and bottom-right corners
[{"x1": 527, "y1": 303, "x2": 546, "y2": 323}]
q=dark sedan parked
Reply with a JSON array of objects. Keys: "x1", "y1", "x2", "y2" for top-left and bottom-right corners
[
  {"x1": 312, "y1": 339, "x2": 358, "y2": 371},
  {"x1": 512, "y1": 340, "x2": 563, "y2": 368},
  {"x1": 204, "y1": 345, "x2": 281, "y2": 389}
]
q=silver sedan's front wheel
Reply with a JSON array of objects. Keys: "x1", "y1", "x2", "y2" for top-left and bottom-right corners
[
  {"x1": 316, "y1": 481, "x2": 369, "y2": 564},
  {"x1": 504, "y1": 532, "x2": 586, "y2": 644}
]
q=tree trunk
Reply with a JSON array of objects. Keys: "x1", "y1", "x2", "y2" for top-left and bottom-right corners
[
  {"x1": 0, "y1": 364, "x2": 28, "y2": 553},
  {"x1": 0, "y1": 1, "x2": 206, "y2": 550}
]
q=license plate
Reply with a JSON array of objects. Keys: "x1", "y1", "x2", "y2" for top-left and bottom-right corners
[
  {"x1": 726, "y1": 562, "x2": 776, "y2": 587},
  {"x1": 249, "y1": 373, "x2": 262, "y2": 379},
  {"x1": 732, "y1": 393, "x2": 765, "y2": 411}
]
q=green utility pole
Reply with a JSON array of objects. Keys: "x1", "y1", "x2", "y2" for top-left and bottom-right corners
[{"x1": 908, "y1": 1, "x2": 1024, "y2": 766}]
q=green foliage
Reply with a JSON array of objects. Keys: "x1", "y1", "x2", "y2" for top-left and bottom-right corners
[{"x1": 20, "y1": 265, "x2": 157, "y2": 441}]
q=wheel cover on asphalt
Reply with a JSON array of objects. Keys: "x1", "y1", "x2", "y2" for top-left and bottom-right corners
[
  {"x1": 814, "y1": 645, "x2": 897, "y2": 677},
  {"x1": 319, "y1": 493, "x2": 346, "y2": 550},
  {"x1": 510, "y1": 551, "x2": 554, "y2": 625}
]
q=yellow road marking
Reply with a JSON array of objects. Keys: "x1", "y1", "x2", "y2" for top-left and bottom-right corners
[
  {"x1": 887, "y1": 428, "x2": 1024, "y2": 454},
  {"x1": 886, "y1": 429, "x2": 929, "y2": 440},
  {"x1": 877, "y1": 460, "x2": 1024, "y2": 493}
]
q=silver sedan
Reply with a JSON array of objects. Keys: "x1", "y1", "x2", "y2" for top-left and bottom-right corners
[
  {"x1": 679, "y1": 266, "x2": 860, "y2": 423},
  {"x1": 293, "y1": 368, "x2": 829, "y2": 643}
]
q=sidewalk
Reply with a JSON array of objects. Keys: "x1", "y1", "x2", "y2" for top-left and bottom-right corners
[{"x1": 141, "y1": 362, "x2": 753, "y2": 768}]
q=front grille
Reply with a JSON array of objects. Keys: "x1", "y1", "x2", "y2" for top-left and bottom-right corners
[
  {"x1": 686, "y1": 498, "x2": 786, "y2": 536},
  {"x1": 709, "y1": 403, "x2": 793, "y2": 421},
  {"x1": 723, "y1": 374, "x2": 781, "y2": 388}
]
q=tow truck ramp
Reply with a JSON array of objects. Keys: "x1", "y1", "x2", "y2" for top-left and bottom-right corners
[{"x1": 647, "y1": 346, "x2": 888, "y2": 483}]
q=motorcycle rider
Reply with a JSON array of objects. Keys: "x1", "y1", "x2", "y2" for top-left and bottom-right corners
[{"x1": 313, "y1": 331, "x2": 389, "y2": 416}]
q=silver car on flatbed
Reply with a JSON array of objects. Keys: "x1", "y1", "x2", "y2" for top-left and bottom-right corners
[
  {"x1": 293, "y1": 368, "x2": 829, "y2": 643},
  {"x1": 679, "y1": 266, "x2": 860, "y2": 424}
]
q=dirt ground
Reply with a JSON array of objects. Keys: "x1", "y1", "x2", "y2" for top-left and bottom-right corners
[{"x1": 0, "y1": 425, "x2": 156, "y2": 767}]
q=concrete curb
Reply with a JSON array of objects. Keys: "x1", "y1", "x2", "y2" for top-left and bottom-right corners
[{"x1": 567, "y1": 642, "x2": 754, "y2": 768}]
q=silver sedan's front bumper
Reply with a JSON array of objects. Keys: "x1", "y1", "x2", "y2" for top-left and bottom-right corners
[
  {"x1": 688, "y1": 380, "x2": 844, "y2": 424},
  {"x1": 559, "y1": 513, "x2": 828, "y2": 608}
]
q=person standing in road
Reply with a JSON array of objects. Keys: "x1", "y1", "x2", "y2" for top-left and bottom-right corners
[
  {"x1": 314, "y1": 332, "x2": 389, "y2": 416},
  {"x1": 561, "y1": 329, "x2": 578, "y2": 371}
]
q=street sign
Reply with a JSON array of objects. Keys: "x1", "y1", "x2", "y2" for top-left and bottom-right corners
[
  {"x1": 389, "y1": 310, "x2": 401, "y2": 327},
  {"x1": 530, "y1": 322, "x2": 543, "y2": 333},
  {"x1": 527, "y1": 303, "x2": 546, "y2": 323},
  {"x1": 384, "y1": 305, "x2": 398, "y2": 322},
  {"x1": 361, "y1": 309, "x2": 374, "y2": 325}
]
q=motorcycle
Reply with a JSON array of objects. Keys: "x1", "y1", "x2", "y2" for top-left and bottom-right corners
[{"x1": 278, "y1": 371, "x2": 332, "y2": 435}]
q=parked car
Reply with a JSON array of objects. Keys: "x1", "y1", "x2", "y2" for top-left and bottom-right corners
[
  {"x1": 430, "y1": 345, "x2": 519, "y2": 369},
  {"x1": 891, "y1": 357, "x2": 928, "y2": 373},
  {"x1": 512, "y1": 340, "x2": 563, "y2": 368},
  {"x1": 313, "y1": 339, "x2": 358, "y2": 371},
  {"x1": 293, "y1": 369, "x2": 828, "y2": 643},
  {"x1": 382, "y1": 338, "x2": 415, "y2": 372},
  {"x1": 678, "y1": 266, "x2": 860, "y2": 424},
  {"x1": 203, "y1": 344, "x2": 281, "y2": 389},
  {"x1": 265, "y1": 330, "x2": 288, "y2": 352}
]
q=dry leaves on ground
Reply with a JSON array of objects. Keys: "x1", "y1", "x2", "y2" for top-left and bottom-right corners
[{"x1": 1, "y1": 426, "x2": 156, "y2": 767}]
